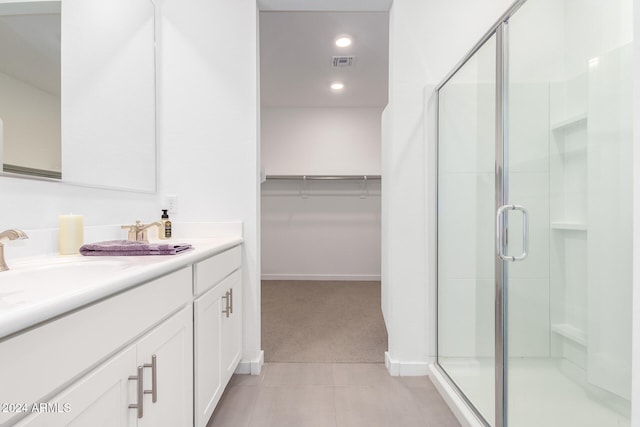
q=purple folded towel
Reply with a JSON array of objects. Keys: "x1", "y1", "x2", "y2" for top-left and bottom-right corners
[{"x1": 80, "y1": 240, "x2": 193, "y2": 256}]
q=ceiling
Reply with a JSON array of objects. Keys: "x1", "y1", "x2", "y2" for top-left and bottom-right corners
[{"x1": 260, "y1": 11, "x2": 389, "y2": 108}]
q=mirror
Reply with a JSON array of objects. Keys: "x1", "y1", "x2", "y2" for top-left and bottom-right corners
[
  {"x1": 0, "y1": 0, "x2": 157, "y2": 192},
  {"x1": 62, "y1": 0, "x2": 156, "y2": 192},
  {"x1": 0, "y1": 1, "x2": 61, "y2": 179}
]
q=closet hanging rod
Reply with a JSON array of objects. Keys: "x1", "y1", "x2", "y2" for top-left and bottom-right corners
[{"x1": 265, "y1": 175, "x2": 381, "y2": 181}]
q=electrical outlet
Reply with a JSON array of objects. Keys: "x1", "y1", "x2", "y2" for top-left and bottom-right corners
[{"x1": 166, "y1": 195, "x2": 178, "y2": 215}]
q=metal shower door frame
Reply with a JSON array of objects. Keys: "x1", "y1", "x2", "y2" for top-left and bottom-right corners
[{"x1": 434, "y1": 1, "x2": 528, "y2": 426}]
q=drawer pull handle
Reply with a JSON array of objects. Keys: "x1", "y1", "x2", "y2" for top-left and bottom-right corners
[
  {"x1": 222, "y1": 291, "x2": 231, "y2": 318},
  {"x1": 128, "y1": 366, "x2": 144, "y2": 418},
  {"x1": 143, "y1": 354, "x2": 158, "y2": 403},
  {"x1": 229, "y1": 288, "x2": 233, "y2": 314}
]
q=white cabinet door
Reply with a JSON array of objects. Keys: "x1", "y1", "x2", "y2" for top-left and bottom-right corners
[
  {"x1": 137, "y1": 306, "x2": 193, "y2": 427},
  {"x1": 194, "y1": 269, "x2": 243, "y2": 427},
  {"x1": 15, "y1": 346, "x2": 137, "y2": 427},
  {"x1": 194, "y1": 282, "x2": 227, "y2": 427},
  {"x1": 16, "y1": 306, "x2": 193, "y2": 427},
  {"x1": 220, "y1": 270, "x2": 242, "y2": 384}
]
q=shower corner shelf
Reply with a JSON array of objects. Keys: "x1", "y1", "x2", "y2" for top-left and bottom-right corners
[
  {"x1": 551, "y1": 323, "x2": 587, "y2": 347},
  {"x1": 551, "y1": 221, "x2": 587, "y2": 231},
  {"x1": 551, "y1": 112, "x2": 587, "y2": 132}
]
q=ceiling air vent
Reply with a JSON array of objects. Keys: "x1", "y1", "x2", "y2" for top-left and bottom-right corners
[{"x1": 332, "y1": 56, "x2": 355, "y2": 67}]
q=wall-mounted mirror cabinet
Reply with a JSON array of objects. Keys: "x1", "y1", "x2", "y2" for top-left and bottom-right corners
[{"x1": 0, "y1": 0, "x2": 157, "y2": 192}]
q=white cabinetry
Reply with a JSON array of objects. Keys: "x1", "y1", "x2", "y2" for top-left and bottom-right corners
[
  {"x1": 135, "y1": 306, "x2": 193, "y2": 427},
  {"x1": 194, "y1": 283, "x2": 226, "y2": 426},
  {"x1": 0, "y1": 243, "x2": 243, "y2": 427},
  {"x1": 220, "y1": 271, "x2": 242, "y2": 384},
  {"x1": 194, "y1": 246, "x2": 242, "y2": 427},
  {"x1": 15, "y1": 306, "x2": 193, "y2": 427},
  {"x1": 0, "y1": 267, "x2": 192, "y2": 427},
  {"x1": 15, "y1": 345, "x2": 137, "y2": 427}
]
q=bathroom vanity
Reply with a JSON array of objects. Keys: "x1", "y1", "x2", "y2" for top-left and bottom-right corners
[{"x1": 0, "y1": 238, "x2": 243, "y2": 427}]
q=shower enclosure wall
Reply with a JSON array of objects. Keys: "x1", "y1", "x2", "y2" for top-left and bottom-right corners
[{"x1": 435, "y1": 0, "x2": 633, "y2": 426}]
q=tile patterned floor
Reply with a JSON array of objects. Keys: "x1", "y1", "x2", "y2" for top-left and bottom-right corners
[{"x1": 207, "y1": 363, "x2": 461, "y2": 427}]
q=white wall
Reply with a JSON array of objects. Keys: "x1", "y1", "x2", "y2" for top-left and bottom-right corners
[
  {"x1": 261, "y1": 180, "x2": 381, "y2": 280},
  {"x1": 261, "y1": 107, "x2": 382, "y2": 175},
  {"x1": 383, "y1": 0, "x2": 511, "y2": 375},
  {"x1": 633, "y1": 1, "x2": 640, "y2": 422},
  {"x1": 158, "y1": 0, "x2": 260, "y2": 372},
  {"x1": 0, "y1": 176, "x2": 159, "y2": 240},
  {"x1": 1, "y1": 0, "x2": 261, "y2": 373},
  {"x1": 261, "y1": 107, "x2": 381, "y2": 281}
]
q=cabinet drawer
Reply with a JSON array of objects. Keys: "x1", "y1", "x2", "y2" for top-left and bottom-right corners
[
  {"x1": 194, "y1": 245, "x2": 241, "y2": 296},
  {"x1": 0, "y1": 267, "x2": 191, "y2": 427}
]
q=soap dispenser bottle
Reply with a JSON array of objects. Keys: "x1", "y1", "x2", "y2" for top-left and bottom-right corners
[{"x1": 159, "y1": 209, "x2": 172, "y2": 239}]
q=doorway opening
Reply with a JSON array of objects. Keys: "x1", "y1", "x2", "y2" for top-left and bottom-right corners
[{"x1": 259, "y1": 9, "x2": 389, "y2": 363}]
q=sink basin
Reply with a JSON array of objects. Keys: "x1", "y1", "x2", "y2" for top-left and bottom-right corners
[{"x1": 0, "y1": 258, "x2": 134, "y2": 308}]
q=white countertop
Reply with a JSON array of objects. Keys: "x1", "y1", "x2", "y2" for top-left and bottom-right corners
[{"x1": 0, "y1": 236, "x2": 243, "y2": 340}]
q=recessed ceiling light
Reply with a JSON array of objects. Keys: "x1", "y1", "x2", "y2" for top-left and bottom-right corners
[
  {"x1": 335, "y1": 36, "x2": 352, "y2": 48},
  {"x1": 331, "y1": 82, "x2": 344, "y2": 91}
]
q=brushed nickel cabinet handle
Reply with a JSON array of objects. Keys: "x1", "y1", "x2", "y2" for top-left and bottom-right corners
[
  {"x1": 229, "y1": 288, "x2": 233, "y2": 314},
  {"x1": 222, "y1": 291, "x2": 230, "y2": 318},
  {"x1": 143, "y1": 354, "x2": 158, "y2": 403},
  {"x1": 128, "y1": 366, "x2": 144, "y2": 418}
]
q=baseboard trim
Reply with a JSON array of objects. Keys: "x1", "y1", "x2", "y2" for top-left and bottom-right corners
[
  {"x1": 235, "y1": 350, "x2": 264, "y2": 375},
  {"x1": 384, "y1": 352, "x2": 430, "y2": 376},
  {"x1": 261, "y1": 274, "x2": 381, "y2": 281},
  {"x1": 428, "y1": 364, "x2": 484, "y2": 427}
]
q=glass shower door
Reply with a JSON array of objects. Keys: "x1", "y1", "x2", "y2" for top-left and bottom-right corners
[
  {"x1": 437, "y1": 35, "x2": 497, "y2": 426},
  {"x1": 505, "y1": 0, "x2": 632, "y2": 425}
]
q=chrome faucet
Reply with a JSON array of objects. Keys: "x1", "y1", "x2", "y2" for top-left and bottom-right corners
[
  {"x1": 121, "y1": 221, "x2": 161, "y2": 243},
  {"x1": 0, "y1": 229, "x2": 29, "y2": 272}
]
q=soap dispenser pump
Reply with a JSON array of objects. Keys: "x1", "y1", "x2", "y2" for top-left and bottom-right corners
[{"x1": 159, "y1": 209, "x2": 172, "y2": 239}]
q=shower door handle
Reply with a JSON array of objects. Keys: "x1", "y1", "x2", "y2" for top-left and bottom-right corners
[{"x1": 496, "y1": 204, "x2": 529, "y2": 262}]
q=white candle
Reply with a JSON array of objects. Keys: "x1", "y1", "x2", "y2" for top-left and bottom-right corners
[{"x1": 59, "y1": 214, "x2": 84, "y2": 255}]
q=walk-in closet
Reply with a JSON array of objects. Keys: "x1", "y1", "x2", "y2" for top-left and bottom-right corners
[{"x1": 259, "y1": 10, "x2": 388, "y2": 364}]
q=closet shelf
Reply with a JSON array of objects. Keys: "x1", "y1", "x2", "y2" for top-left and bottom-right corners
[
  {"x1": 551, "y1": 323, "x2": 587, "y2": 346},
  {"x1": 551, "y1": 112, "x2": 587, "y2": 131},
  {"x1": 551, "y1": 222, "x2": 587, "y2": 231},
  {"x1": 262, "y1": 174, "x2": 381, "y2": 198},
  {"x1": 265, "y1": 175, "x2": 381, "y2": 181}
]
